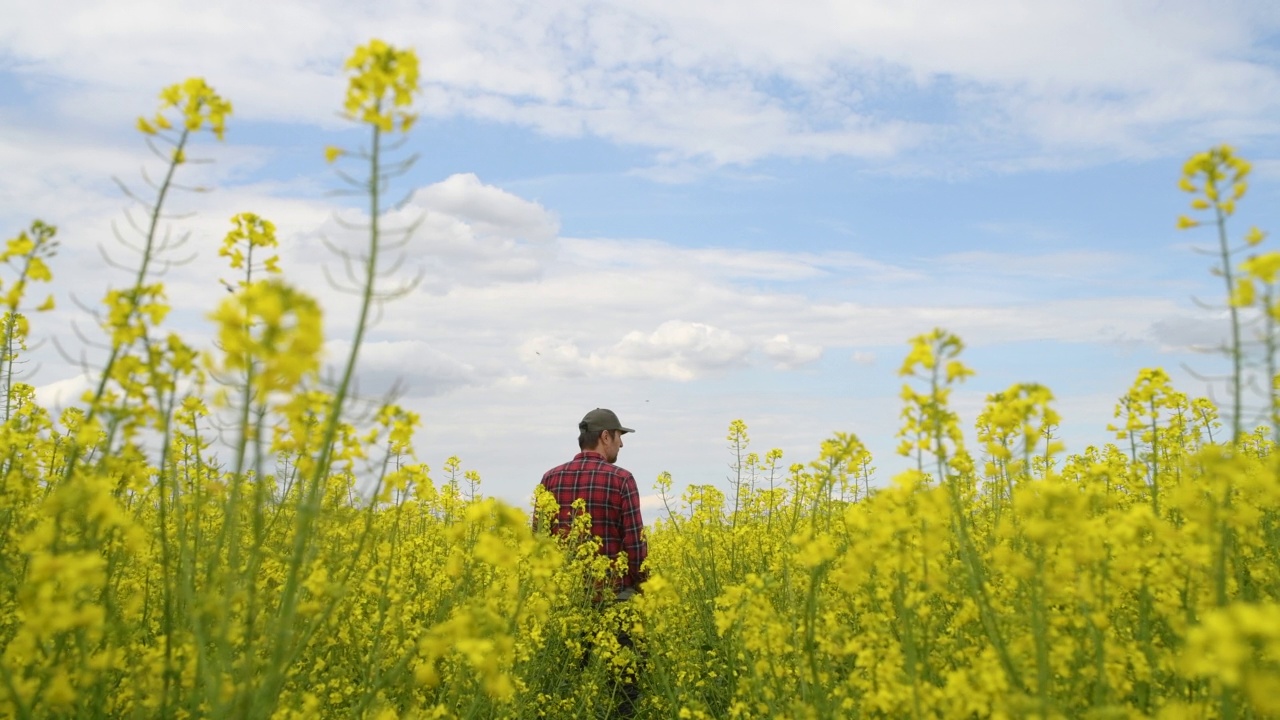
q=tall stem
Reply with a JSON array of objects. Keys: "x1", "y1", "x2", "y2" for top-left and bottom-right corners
[
  {"x1": 254, "y1": 114, "x2": 385, "y2": 718},
  {"x1": 1215, "y1": 200, "x2": 1243, "y2": 443},
  {"x1": 62, "y1": 128, "x2": 191, "y2": 481}
]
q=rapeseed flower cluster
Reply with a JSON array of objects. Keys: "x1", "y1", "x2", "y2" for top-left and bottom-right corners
[
  {"x1": 643, "y1": 391, "x2": 1279, "y2": 717},
  {"x1": 1, "y1": 41, "x2": 1279, "y2": 720}
]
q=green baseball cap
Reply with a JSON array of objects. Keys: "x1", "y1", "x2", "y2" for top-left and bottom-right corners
[{"x1": 579, "y1": 408, "x2": 634, "y2": 434}]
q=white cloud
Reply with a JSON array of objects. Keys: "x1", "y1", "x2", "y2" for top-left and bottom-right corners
[
  {"x1": 15, "y1": 164, "x2": 1236, "y2": 505},
  {"x1": 32, "y1": 373, "x2": 93, "y2": 411},
  {"x1": 280, "y1": 173, "x2": 560, "y2": 300},
  {"x1": 762, "y1": 334, "x2": 823, "y2": 369},
  {"x1": 617, "y1": 320, "x2": 750, "y2": 366},
  {"x1": 2, "y1": 0, "x2": 1268, "y2": 513},
  {"x1": 327, "y1": 339, "x2": 479, "y2": 397},
  {"x1": 562, "y1": 238, "x2": 919, "y2": 283},
  {"x1": 933, "y1": 250, "x2": 1131, "y2": 281},
  {"x1": 638, "y1": 493, "x2": 670, "y2": 517},
  {"x1": 1149, "y1": 312, "x2": 1234, "y2": 353},
  {"x1": 851, "y1": 351, "x2": 877, "y2": 366},
  {"x1": 519, "y1": 320, "x2": 751, "y2": 381},
  {"x1": 7, "y1": 155, "x2": 1208, "y2": 413},
  {"x1": 3, "y1": 0, "x2": 1277, "y2": 170},
  {"x1": 414, "y1": 173, "x2": 559, "y2": 244}
]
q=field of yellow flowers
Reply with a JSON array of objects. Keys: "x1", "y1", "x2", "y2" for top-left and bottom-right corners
[{"x1": 2, "y1": 40, "x2": 1279, "y2": 719}]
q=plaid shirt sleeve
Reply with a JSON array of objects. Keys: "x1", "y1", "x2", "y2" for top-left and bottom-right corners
[{"x1": 617, "y1": 469, "x2": 648, "y2": 588}]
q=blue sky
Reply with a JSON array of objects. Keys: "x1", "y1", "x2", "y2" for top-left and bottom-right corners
[{"x1": 2, "y1": 0, "x2": 1280, "y2": 511}]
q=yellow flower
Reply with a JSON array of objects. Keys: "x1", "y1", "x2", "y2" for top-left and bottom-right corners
[
  {"x1": 342, "y1": 39, "x2": 420, "y2": 133},
  {"x1": 154, "y1": 77, "x2": 232, "y2": 140},
  {"x1": 209, "y1": 279, "x2": 323, "y2": 394},
  {"x1": 1231, "y1": 277, "x2": 1256, "y2": 307},
  {"x1": 945, "y1": 358, "x2": 974, "y2": 383},
  {"x1": 1242, "y1": 252, "x2": 1280, "y2": 284},
  {"x1": 27, "y1": 257, "x2": 52, "y2": 282},
  {"x1": 219, "y1": 212, "x2": 280, "y2": 285}
]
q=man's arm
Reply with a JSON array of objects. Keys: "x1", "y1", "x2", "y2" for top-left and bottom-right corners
[{"x1": 619, "y1": 472, "x2": 648, "y2": 588}]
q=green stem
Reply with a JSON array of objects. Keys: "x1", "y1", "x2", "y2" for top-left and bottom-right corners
[
  {"x1": 254, "y1": 116, "x2": 385, "y2": 717},
  {"x1": 1214, "y1": 199, "x2": 1243, "y2": 443},
  {"x1": 62, "y1": 128, "x2": 191, "y2": 483}
]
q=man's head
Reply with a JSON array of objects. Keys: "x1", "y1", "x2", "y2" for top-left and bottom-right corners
[{"x1": 578, "y1": 408, "x2": 634, "y2": 463}]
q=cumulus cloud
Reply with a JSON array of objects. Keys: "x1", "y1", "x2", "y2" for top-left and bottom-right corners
[
  {"x1": 15, "y1": 164, "x2": 1235, "y2": 505},
  {"x1": 11, "y1": 159, "x2": 1208, "y2": 413},
  {"x1": 295, "y1": 173, "x2": 560, "y2": 295},
  {"x1": 32, "y1": 373, "x2": 93, "y2": 411},
  {"x1": 414, "y1": 173, "x2": 559, "y2": 244},
  {"x1": 761, "y1": 334, "x2": 823, "y2": 369},
  {"x1": 617, "y1": 321, "x2": 751, "y2": 366},
  {"x1": 520, "y1": 320, "x2": 752, "y2": 381},
  {"x1": 328, "y1": 339, "x2": 479, "y2": 398}
]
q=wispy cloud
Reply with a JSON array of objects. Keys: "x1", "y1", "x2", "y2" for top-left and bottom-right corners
[{"x1": 4, "y1": 0, "x2": 1278, "y2": 171}]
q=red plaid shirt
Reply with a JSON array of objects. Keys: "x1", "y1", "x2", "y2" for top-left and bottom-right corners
[{"x1": 539, "y1": 451, "x2": 648, "y2": 590}]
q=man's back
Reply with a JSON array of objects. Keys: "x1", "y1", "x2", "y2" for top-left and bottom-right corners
[{"x1": 539, "y1": 411, "x2": 648, "y2": 591}]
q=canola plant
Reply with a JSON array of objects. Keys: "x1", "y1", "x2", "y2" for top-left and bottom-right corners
[{"x1": 1, "y1": 40, "x2": 1278, "y2": 720}]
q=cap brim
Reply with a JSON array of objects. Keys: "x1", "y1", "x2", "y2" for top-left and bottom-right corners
[{"x1": 619, "y1": 426, "x2": 635, "y2": 433}]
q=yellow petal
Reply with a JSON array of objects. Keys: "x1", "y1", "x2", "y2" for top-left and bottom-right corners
[{"x1": 1232, "y1": 277, "x2": 1256, "y2": 307}]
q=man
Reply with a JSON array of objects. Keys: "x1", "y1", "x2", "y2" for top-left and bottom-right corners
[
  {"x1": 538, "y1": 408, "x2": 648, "y2": 716},
  {"x1": 538, "y1": 408, "x2": 648, "y2": 596}
]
